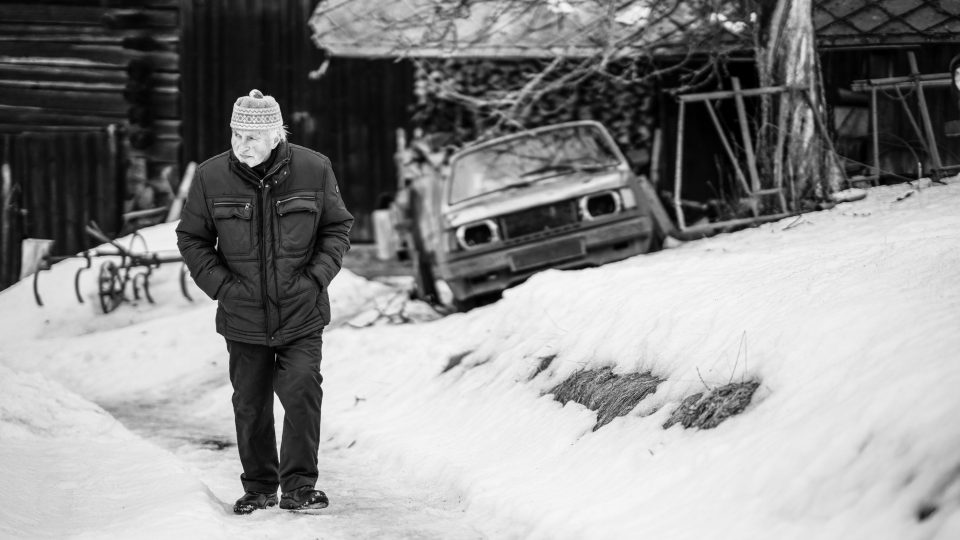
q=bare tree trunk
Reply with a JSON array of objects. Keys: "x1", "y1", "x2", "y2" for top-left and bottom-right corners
[{"x1": 758, "y1": 0, "x2": 839, "y2": 209}]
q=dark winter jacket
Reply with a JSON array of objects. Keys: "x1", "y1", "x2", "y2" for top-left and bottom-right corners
[{"x1": 176, "y1": 141, "x2": 353, "y2": 346}]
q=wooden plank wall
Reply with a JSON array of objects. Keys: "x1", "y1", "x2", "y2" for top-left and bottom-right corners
[
  {"x1": 0, "y1": 128, "x2": 123, "y2": 289},
  {"x1": 181, "y1": 0, "x2": 413, "y2": 241},
  {"x1": 311, "y1": 58, "x2": 415, "y2": 241},
  {"x1": 180, "y1": 0, "x2": 319, "y2": 169}
]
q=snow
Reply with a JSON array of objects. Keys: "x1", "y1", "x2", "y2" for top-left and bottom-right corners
[{"x1": 2, "y1": 178, "x2": 959, "y2": 539}]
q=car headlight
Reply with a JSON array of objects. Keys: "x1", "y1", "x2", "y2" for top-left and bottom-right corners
[
  {"x1": 579, "y1": 190, "x2": 622, "y2": 221},
  {"x1": 455, "y1": 219, "x2": 500, "y2": 250}
]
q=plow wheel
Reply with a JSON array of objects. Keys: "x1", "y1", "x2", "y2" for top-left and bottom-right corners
[{"x1": 98, "y1": 261, "x2": 125, "y2": 313}]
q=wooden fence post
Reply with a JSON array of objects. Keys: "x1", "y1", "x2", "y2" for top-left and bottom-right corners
[{"x1": 1, "y1": 161, "x2": 11, "y2": 287}]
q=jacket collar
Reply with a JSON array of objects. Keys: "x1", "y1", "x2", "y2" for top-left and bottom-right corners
[{"x1": 229, "y1": 141, "x2": 292, "y2": 186}]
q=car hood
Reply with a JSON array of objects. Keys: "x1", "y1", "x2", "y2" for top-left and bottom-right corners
[{"x1": 443, "y1": 169, "x2": 630, "y2": 227}]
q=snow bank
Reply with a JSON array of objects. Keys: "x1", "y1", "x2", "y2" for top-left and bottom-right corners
[
  {"x1": 0, "y1": 364, "x2": 238, "y2": 540},
  {"x1": 320, "y1": 180, "x2": 960, "y2": 540},
  {"x1": 1, "y1": 181, "x2": 958, "y2": 539}
]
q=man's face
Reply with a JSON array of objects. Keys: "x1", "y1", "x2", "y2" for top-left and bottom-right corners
[{"x1": 232, "y1": 129, "x2": 278, "y2": 167}]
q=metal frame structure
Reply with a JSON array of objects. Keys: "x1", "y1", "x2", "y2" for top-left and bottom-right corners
[
  {"x1": 672, "y1": 80, "x2": 842, "y2": 234},
  {"x1": 851, "y1": 51, "x2": 960, "y2": 184}
]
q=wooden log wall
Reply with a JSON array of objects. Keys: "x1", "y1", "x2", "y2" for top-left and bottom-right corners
[{"x1": 0, "y1": 0, "x2": 182, "y2": 177}]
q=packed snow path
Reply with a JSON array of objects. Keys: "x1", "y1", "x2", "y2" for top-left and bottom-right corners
[
  {"x1": 0, "y1": 254, "x2": 514, "y2": 539},
  {"x1": 101, "y1": 367, "x2": 506, "y2": 540}
]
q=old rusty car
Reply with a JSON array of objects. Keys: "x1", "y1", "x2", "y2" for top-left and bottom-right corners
[{"x1": 392, "y1": 120, "x2": 669, "y2": 310}]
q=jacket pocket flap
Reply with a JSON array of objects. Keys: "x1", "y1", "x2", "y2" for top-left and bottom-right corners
[
  {"x1": 213, "y1": 202, "x2": 252, "y2": 220},
  {"x1": 276, "y1": 196, "x2": 319, "y2": 216}
]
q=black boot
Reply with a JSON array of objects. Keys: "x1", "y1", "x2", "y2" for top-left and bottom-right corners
[
  {"x1": 279, "y1": 486, "x2": 329, "y2": 510},
  {"x1": 233, "y1": 491, "x2": 278, "y2": 515}
]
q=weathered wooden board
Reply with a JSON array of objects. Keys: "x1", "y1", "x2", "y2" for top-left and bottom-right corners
[
  {"x1": 0, "y1": 5, "x2": 177, "y2": 28},
  {"x1": 0, "y1": 42, "x2": 177, "y2": 71},
  {"x1": 0, "y1": 63, "x2": 179, "y2": 87},
  {"x1": 0, "y1": 87, "x2": 178, "y2": 118}
]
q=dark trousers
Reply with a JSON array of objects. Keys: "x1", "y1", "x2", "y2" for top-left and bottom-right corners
[{"x1": 226, "y1": 331, "x2": 324, "y2": 494}]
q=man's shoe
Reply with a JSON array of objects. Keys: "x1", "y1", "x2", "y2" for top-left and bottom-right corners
[
  {"x1": 279, "y1": 486, "x2": 329, "y2": 510},
  {"x1": 233, "y1": 491, "x2": 278, "y2": 515}
]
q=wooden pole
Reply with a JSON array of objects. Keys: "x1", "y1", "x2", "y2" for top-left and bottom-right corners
[
  {"x1": 871, "y1": 88, "x2": 880, "y2": 185},
  {"x1": 907, "y1": 51, "x2": 944, "y2": 180},
  {"x1": 673, "y1": 101, "x2": 687, "y2": 230},
  {"x1": 895, "y1": 88, "x2": 930, "y2": 162},
  {"x1": 678, "y1": 85, "x2": 796, "y2": 103},
  {"x1": 731, "y1": 78, "x2": 762, "y2": 198},
  {"x1": 165, "y1": 161, "x2": 195, "y2": 222},
  {"x1": 679, "y1": 211, "x2": 796, "y2": 236},
  {"x1": 106, "y1": 124, "x2": 120, "y2": 236},
  {"x1": 851, "y1": 72, "x2": 951, "y2": 92},
  {"x1": 703, "y1": 100, "x2": 755, "y2": 198},
  {"x1": 640, "y1": 128, "x2": 678, "y2": 238},
  {"x1": 773, "y1": 84, "x2": 789, "y2": 210},
  {"x1": 772, "y1": 114, "x2": 788, "y2": 212},
  {"x1": 1, "y1": 161, "x2": 11, "y2": 287},
  {"x1": 650, "y1": 127, "x2": 662, "y2": 186}
]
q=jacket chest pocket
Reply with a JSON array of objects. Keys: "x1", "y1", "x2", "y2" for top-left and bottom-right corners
[
  {"x1": 213, "y1": 199, "x2": 254, "y2": 256},
  {"x1": 275, "y1": 193, "x2": 321, "y2": 255}
]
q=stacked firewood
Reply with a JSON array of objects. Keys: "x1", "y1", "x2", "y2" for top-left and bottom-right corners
[{"x1": 410, "y1": 58, "x2": 658, "y2": 173}]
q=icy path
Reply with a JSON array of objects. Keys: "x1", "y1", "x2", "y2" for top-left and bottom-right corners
[{"x1": 101, "y1": 358, "x2": 512, "y2": 539}]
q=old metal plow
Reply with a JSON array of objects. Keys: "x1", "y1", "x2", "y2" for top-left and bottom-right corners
[{"x1": 33, "y1": 221, "x2": 193, "y2": 313}]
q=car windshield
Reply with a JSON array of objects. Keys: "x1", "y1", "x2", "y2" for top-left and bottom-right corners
[{"x1": 448, "y1": 124, "x2": 621, "y2": 204}]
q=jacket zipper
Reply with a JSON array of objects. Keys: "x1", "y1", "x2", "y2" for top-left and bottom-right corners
[
  {"x1": 213, "y1": 201, "x2": 251, "y2": 208},
  {"x1": 258, "y1": 156, "x2": 289, "y2": 344},
  {"x1": 259, "y1": 180, "x2": 272, "y2": 342},
  {"x1": 275, "y1": 195, "x2": 315, "y2": 216}
]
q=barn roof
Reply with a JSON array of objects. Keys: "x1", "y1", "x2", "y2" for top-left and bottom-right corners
[
  {"x1": 814, "y1": 0, "x2": 960, "y2": 47},
  {"x1": 309, "y1": 0, "x2": 960, "y2": 59},
  {"x1": 308, "y1": 0, "x2": 745, "y2": 58}
]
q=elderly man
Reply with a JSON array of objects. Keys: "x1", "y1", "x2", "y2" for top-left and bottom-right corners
[{"x1": 176, "y1": 89, "x2": 353, "y2": 514}]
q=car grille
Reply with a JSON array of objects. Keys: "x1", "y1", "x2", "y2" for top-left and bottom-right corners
[{"x1": 500, "y1": 200, "x2": 579, "y2": 241}]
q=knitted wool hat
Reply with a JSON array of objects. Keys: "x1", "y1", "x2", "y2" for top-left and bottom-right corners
[{"x1": 230, "y1": 89, "x2": 283, "y2": 130}]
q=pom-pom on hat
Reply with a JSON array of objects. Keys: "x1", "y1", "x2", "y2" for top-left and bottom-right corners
[{"x1": 230, "y1": 89, "x2": 283, "y2": 130}]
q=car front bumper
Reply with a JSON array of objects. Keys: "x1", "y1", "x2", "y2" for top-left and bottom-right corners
[{"x1": 436, "y1": 214, "x2": 655, "y2": 301}]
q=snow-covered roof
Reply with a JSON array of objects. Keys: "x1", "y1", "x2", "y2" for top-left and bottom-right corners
[
  {"x1": 308, "y1": 0, "x2": 746, "y2": 58},
  {"x1": 309, "y1": 0, "x2": 960, "y2": 59}
]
